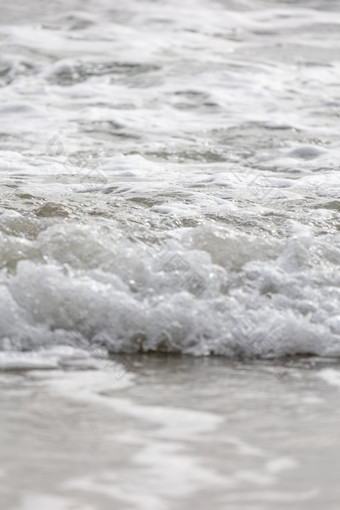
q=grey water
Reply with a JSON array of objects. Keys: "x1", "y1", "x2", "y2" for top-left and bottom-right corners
[{"x1": 1, "y1": 0, "x2": 340, "y2": 508}]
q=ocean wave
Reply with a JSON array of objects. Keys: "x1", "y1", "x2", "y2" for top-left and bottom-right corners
[{"x1": 0, "y1": 220, "x2": 339, "y2": 359}]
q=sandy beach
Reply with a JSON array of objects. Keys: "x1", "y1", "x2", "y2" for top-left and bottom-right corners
[{"x1": 2, "y1": 355, "x2": 340, "y2": 509}]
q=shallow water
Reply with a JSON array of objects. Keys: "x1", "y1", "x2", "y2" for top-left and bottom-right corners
[
  {"x1": 1, "y1": 0, "x2": 340, "y2": 359},
  {"x1": 1, "y1": 1, "x2": 340, "y2": 507},
  {"x1": 2, "y1": 356, "x2": 340, "y2": 510}
]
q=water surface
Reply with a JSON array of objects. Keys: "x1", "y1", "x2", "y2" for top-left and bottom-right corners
[{"x1": 1, "y1": 0, "x2": 340, "y2": 508}]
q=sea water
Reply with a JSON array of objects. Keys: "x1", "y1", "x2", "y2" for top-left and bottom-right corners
[
  {"x1": 1, "y1": 0, "x2": 340, "y2": 508},
  {"x1": 0, "y1": 0, "x2": 340, "y2": 361}
]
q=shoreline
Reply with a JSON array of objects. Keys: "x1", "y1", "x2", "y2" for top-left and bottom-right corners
[{"x1": 1, "y1": 355, "x2": 340, "y2": 509}]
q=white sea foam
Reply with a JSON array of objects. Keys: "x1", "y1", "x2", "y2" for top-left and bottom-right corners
[{"x1": 0, "y1": 216, "x2": 339, "y2": 359}]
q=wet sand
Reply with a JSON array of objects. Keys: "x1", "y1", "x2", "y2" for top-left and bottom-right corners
[{"x1": 1, "y1": 356, "x2": 340, "y2": 510}]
